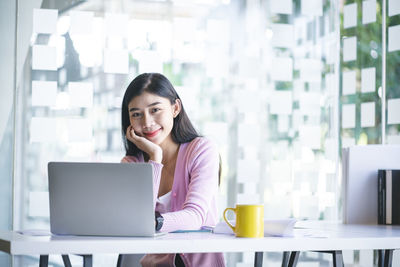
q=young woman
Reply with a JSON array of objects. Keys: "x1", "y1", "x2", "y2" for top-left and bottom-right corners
[{"x1": 120, "y1": 73, "x2": 225, "y2": 267}]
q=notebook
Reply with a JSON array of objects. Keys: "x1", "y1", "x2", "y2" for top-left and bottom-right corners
[{"x1": 48, "y1": 161, "x2": 157, "y2": 237}]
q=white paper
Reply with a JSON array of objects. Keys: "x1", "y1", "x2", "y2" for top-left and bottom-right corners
[
  {"x1": 388, "y1": 98, "x2": 400, "y2": 124},
  {"x1": 299, "y1": 59, "x2": 321, "y2": 83},
  {"x1": 343, "y1": 3, "x2": 357, "y2": 29},
  {"x1": 270, "y1": 91, "x2": 293, "y2": 115},
  {"x1": 69, "y1": 11, "x2": 94, "y2": 35},
  {"x1": 67, "y1": 118, "x2": 92, "y2": 142},
  {"x1": 269, "y1": 160, "x2": 291, "y2": 182},
  {"x1": 271, "y1": 24, "x2": 294, "y2": 48},
  {"x1": 361, "y1": 67, "x2": 376, "y2": 93},
  {"x1": 235, "y1": 90, "x2": 261, "y2": 113},
  {"x1": 271, "y1": 57, "x2": 293, "y2": 81},
  {"x1": 33, "y1": 8, "x2": 58, "y2": 34},
  {"x1": 389, "y1": 0, "x2": 400, "y2": 16},
  {"x1": 388, "y1": 25, "x2": 400, "y2": 52},
  {"x1": 301, "y1": 0, "x2": 323, "y2": 16},
  {"x1": 68, "y1": 82, "x2": 93, "y2": 108},
  {"x1": 173, "y1": 18, "x2": 197, "y2": 42},
  {"x1": 28, "y1": 191, "x2": 49, "y2": 217},
  {"x1": 103, "y1": 49, "x2": 129, "y2": 74},
  {"x1": 104, "y1": 13, "x2": 128, "y2": 37},
  {"x1": 343, "y1": 37, "x2": 357, "y2": 62},
  {"x1": 242, "y1": 146, "x2": 259, "y2": 161},
  {"x1": 213, "y1": 219, "x2": 296, "y2": 237},
  {"x1": 31, "y1": 81, "x2": 57, "y2": 107},
  {"x1": 237, "y1": 160, "x2": 260, "y2": 182},
  {"x1": 362, "y1": 0, "x2": 376, "y2": 24},
  {"x1": 270, "y1": 0, "x2": 292, "y2": 14},
  {"x1": 278, "y1": 115, "x2": 289, "y2": 133},
  {"x1": 342, "y1": 104, "x2": 355, "y2": 128},
  {"x1": 30, "y1": 117, "x2": 58, "y2": 143},
  {"x1": 203, "y1": 122, "x2": 229, "y2": 147},
  {"x1": 238, "y1": 124, "x2": 260, "y2": 146},
  {"x1": 342, "y1": 70, "x2": 356, "y2": 95},
  {"x1": 299, "y1": 92, "x2": 321, "y2": 115},
  {"x1": 242, "y1": 182, "x2": 257, "y2": 195},
  {"x1": 206, "y1": 20, "x2": 228, "y2": 45},
  {"x1": 136, "y1": 50, "x2": 164, "y2": 74},
  {"x1": 299, "y1": 125, "x2": 321, "y2": 149},
  {"x1": 32, "y1": 45, "x2": 57, "y2": 71},
  {"x1": 17, "y1": 229, "x2": 51, "y2": 236},
  {"x1": 361, "y1": 102, "x2": 375, "y2": 127},
  {"x1": 205, "y1": 46, "x2": 229, "y2": 77}
]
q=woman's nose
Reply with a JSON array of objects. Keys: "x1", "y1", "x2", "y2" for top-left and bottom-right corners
[{"x1": 142, "y1": 113, "x2": 154, "y2": 128}]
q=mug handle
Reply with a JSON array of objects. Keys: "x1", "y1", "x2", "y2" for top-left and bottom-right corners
[{"x1": 223, "y1": 207, "x2": 236, "y2": 233}]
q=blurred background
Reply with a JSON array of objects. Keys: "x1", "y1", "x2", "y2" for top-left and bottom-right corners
[{"x1": 1, "y1": 0, "x2": 400, "y2": 266}]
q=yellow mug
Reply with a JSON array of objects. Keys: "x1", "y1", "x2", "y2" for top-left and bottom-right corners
[{"x1": 223, "y1": 204, "x2": 264, "y2": 238}]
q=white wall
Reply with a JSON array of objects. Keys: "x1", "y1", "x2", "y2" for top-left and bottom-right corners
[
  {"x1": 0, "y1": 3, "x2": 16, "y2": 267},
  {"x1": 0, "y1": 0, "x2": 16, "y2": 143}
]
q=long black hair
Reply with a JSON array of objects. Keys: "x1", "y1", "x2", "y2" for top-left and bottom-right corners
[{"x1": 121, "y1": 73, "x2": 199, "y2": 157}]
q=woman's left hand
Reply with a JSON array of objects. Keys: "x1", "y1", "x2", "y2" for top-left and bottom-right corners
[{"x1": 126, "y1": 125, "x2": 163, "y2": 163}]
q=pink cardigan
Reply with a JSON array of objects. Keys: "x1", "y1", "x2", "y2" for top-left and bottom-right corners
[{"x1": 122, "y1": 137, "x2": 225, "y2": 267}]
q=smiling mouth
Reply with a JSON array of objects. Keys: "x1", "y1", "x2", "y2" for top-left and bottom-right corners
[{"x1": 143, "y1": 129, "x2": 161, "y2": 138}]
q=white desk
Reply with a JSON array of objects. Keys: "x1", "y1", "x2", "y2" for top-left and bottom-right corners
[{"x1": 1, "y1": 222, "x2": 400, "y2": 267}]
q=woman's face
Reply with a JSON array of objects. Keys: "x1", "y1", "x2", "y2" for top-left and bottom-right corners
[{"x1": 128, "y1": 92, "x2": 181, "y2": 146}]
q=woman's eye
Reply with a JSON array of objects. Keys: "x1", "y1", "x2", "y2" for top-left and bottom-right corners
[
  {"x1": 132, "y1": 113, "x2": 141, "y2": 118},
  {"x1": 151, "y1": 108, "x2": 160, "y2": 113}
]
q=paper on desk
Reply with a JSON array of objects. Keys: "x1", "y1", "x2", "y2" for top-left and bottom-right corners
[
  {"x1": 213, "y1": 219, "x2": 296, "y2": 237},
  {"x1": 17, "y1": 229, "x2": 52, "y2": 236},
  {"x1": 294, "y1": 228, "x2": 330, "y2": 238}
]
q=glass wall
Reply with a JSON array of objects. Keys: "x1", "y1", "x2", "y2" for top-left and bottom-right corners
[
  {"x1": 0, "y1": 0, "x2": 15, "y2": 266},
  {"x1": 386, "y1": 0, "x2": 400, "y2": 144},
  {"x1": 339, "y1": 0, "x2": 400, "y2": 264},
  {"x1": 0, "y1": 112, "x2": 13, "y2": 267},
  {"x1": 11, "y1": 0, "x2": 399, "y2": 266},
  {"x1": 340, "y1": 0, "x2": 382, "y2": 147}
]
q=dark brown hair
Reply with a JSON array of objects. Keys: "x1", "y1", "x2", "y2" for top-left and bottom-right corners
[{"x1": 121, "y1": 73, "x2": 199, "y2": 156}]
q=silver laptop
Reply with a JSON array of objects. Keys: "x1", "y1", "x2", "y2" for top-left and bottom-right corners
[{"x1": 48, "y1": 161, "x2": 156, "y2": 237}]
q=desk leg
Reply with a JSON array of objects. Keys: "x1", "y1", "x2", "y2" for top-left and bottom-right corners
[
  {"x1": 82, "y1": 255, "x2": 93, "y2": 267},
  {"x1": 39, "y1": 255, "x2": 48, "y2": 267},
  {"x1": 378, "y1": 250, "x2": 384, "y2": 267},
  {"x1": 62, "y1": 255, "x2": 72, "y2": 267},
  {"x1": 288, "y1": 251, "x2": 299, "y2": 267},
  {"x1": 116, "y1": 254, "x2": 124, "y2": 267},
  {"x1": 254, "y1": 252, "x2": 263, "y2": 267},
  {"x1": 384, "y1": 250, "x2": 394, "y2": 267},
  {"x1": 281, "y1": 251, "x2": 290, "y2": 267},
  {"x1": 332, "y1": 251, "x2": 344, "y2": 267}
]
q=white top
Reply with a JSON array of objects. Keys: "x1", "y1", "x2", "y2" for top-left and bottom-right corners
[
  {"x1": 2, "y1": 221, "x2": 400, "y2": 255},
  {"x1": 157, "y1": 191, "x2": 171, "y2": 213}
]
